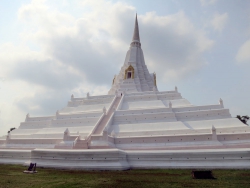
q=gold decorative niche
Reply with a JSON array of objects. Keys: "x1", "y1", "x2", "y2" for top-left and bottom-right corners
[{"x1": 124, "y1": 65, "x2": 135, "y2": 79}]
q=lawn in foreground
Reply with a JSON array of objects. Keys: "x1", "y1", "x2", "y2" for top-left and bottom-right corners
[{"x1": 0, "y1": 164, "x2": 250, "y2": 188}]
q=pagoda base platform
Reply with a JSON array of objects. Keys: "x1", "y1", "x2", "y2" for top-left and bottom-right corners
[{"x1": 1, "y1": 148, "x2": 250, "y2": 170}]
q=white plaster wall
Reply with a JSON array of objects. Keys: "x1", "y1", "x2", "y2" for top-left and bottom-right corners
[
  {"x1": 186, "y1": 118, "x2": 244, "y2": 129},
  {"x1": 1, "y1": 148, "x2": 250, "y2": 170},
  {"x1": 6, "y1": 139, "x2": 61, "y2": 145},
  {"x1": 120, "y1": 98, "x2": 193, "y2": 110},
  {"x1": 10, "y1": 129, "x2": 39, "y2": 135},
  {"x1": 126, "y1": 149, "x2": 250, "y2": 169},
  {"x1": 0, "y1": 150, "x2": 31, "y2": 164},
  {"x1": 162, "y1": 99, "x2": 192, "y2": 107},
  {"x1": 113, "y1": 112, "x2": 177, "y2": 125},
  {"x1": 124, "y1": 94, "x2": 158, "y2": 101},
  {"x1": 215, "y1": 126, "x2": 250, "y2": 134},
  {"x1": 114, "y1": 121, "x2": 186, "y2": 134},
  {"x1": 115, "y1": 108, "x2": 171, "y2": 116},
  {"x1": 173, "y1": 104, "x2": 222, "y2": 112},
  {"x1": 36, "y1": 127, "x2": 93, "y2": 135},
  {"x1": 60, "y1": 103, "x2": 110, "y2": 113},
  {"x1": 29, "y1": 149, "x2": 130, "y2": 170},
  {"x1": 27, "y1": 116, "x2": 55, "y2": 122},
  {"x1": 175, "y1": 109, "x2": 231, "y2": 121},
  {"x1": 57, "y1": 112, "x2": 103, "y2": 119},
  {"x1": 19, "y1": 121, "x2": 52, "y2": 129},
  {"x1": 114, "y1": 129, "x2": 211, "y2": 137},
  {"x1": 157, "y1": 93, "x2": 182, "y2": 100},
  {"x1": 111, "y1": 118, "x2": 247, "y2": 137},
  {"x1": 121, "y1": 100, "x2": 166, "y2": 110},
  {"x1": 51, "y1": 118, "x2": 98, "y2": 128},
  {"x1": 114, "y1": 133, "x2": 250, "y2": 150}
]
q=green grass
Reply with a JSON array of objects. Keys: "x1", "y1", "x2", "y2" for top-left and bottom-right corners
[{"x1": 0, "y1": 164, "x2": 250, "y2": 188}]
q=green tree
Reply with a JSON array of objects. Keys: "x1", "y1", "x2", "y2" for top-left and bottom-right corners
[
  {"x1": 7, "y1": 127, "x2": 16, "y2": 133},
  {"x1": 236, "y1": 115, "x2": 249, "y2": 125}
]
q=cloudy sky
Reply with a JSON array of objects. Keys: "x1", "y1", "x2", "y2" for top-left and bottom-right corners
[{"x1": 0, "y1": 0, "x2": 250, "y2": 136}]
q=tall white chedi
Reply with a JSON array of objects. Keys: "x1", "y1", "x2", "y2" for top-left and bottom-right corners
[
  {"x1": 0, "y1": 14, "x2": 250, "y2": 170},
  {"x1": 108, "y1": 14, "x2": 157, "y2": 95}
]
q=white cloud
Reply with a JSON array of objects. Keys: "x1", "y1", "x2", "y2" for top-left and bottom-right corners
[
  {"x1": 0, "y1": 0, "x2": 214, "y2": 135},
  {"x1": 200, "y1": 0, "x2": 218, "y2": 6},
  {"x1": 140, "y1": 11, "x2": 214, "y2": 81},
  {"x1": 236, "y1": 39, "x2": 250, "y2": 63},
  {"x1": 210, "y1": 12, "x2": 228, "y2": 32}
]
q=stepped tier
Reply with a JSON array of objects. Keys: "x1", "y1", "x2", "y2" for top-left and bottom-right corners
[{"x1": 0, "y1": 89, "x2": 248, "y2": 159}]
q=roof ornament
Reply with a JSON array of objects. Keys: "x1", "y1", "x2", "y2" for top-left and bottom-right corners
[
  {"x1": 219, "y1": 98, "x2": 224, "y2": 107},
  {"x1": 71, "y1": 94, "x2": 74, "y2": 100},
  {"x1": 169, "y1": 101, "x2": 172, "y2": 109},
  {"x1": 6, "y1": 132, "x2": 11, "y2": 140},
  {"x1": 112, "y1": 75, "x2": 116, "y2": 85},
  {"x1": 153, "y1": 72, "x2": 157, "y2": 86},
  {"x1": 175, "y1": 86, "x2": 178, "y2": 92},
  {"x1": 56, "y1": 110, "x2": 59, "y2": 116},
  {"x1": 212, "y1": 125, "x2": 217, "y2": 140},
  {"x1": 87, "y1": 92, "x2": 90, "y2": 99},
  {"x1": 111, "y1": 130, "x2": 115, "y2": 137},
  {"x1": 64, "y1": 128, "x2": 70, "y2": 140},
  {"x1": 64, "y1": 128, "x2": 70, "y2": 135},
  {"x1": 25, "y1": 113, "x2": 30, "y2": 122},
  {"x1": 103, "y1": 106, "x2": 107, "y2": 115}
]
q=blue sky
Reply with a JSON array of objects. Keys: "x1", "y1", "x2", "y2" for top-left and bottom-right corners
[{"x1": 0, "y1": 0, "x2": 250, "y2": 135}]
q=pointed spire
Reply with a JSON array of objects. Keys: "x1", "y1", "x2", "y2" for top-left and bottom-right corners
[
  {"x1": 131, "y1": 14, "x2": 140, "y2": 44},
  {"x1": 132, "y1": 14, "x2": 140, "y2": 42}
]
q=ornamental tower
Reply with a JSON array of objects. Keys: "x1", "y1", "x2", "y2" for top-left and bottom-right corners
[
  {"x1": 108, "y1": 14, "x2": 157, "y2": 94},
  {"x1": 1, "y1": 13, "x2": 249, "y2": 171}
]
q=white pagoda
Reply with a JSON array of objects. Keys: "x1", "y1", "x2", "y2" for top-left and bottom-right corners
[{"x1": 0, "y1": 15, "x2": 250, "y2": 170}]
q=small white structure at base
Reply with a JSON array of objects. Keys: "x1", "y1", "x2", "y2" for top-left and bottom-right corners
[{"x1": 0, "y1": 15, "x2": 250, "y2": 170}]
